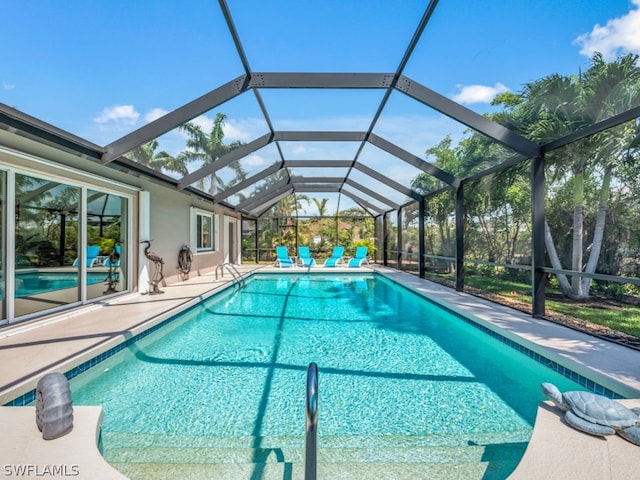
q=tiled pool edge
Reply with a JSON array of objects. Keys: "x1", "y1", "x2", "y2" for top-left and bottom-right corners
[
  {"x1": 4, "y1": 281, "x2": 241, "y2": 406},
  {"x1": 5, "y1": 269, "x2": 624, "y2": 405},
  {"x1": 373, "y1": 269, "x2": 625, "y2": 399}
]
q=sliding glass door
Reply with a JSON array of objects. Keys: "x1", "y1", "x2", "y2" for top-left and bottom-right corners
[
  {"x1": 86, "y1": 190, "x2": 128, "y2": 300},
  {"x1": 14, "y1": 174, "x2": 80, "y2": 317}
]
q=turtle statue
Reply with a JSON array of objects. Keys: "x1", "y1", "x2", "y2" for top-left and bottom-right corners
[{"x1": 541, "y1": 382, "x2": 640, "y2": 446}]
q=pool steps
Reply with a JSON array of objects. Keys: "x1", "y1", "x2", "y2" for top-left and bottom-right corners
[{"x1": 102, "y1": 432, "x2": 529, "y2": 480}]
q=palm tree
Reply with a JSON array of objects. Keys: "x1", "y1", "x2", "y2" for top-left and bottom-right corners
[
  {"x1": 505, "y1": 53, "x2": 640, "y2": 299},
  {"x1": 177, "y1": 113, "x2": 245, "y2": 195},
  {"x1": 269, "y1": 194, "x2": 310, "y2": 246},
  {"x1": 312, "y1": 197, "x2": 329, "y2": 217},
  {"x1": 272, "y1": 193, "x2": 310, "y2": 218},
  {"x1": 129, "y1": 140, "x2": 187, "y2": 176}
]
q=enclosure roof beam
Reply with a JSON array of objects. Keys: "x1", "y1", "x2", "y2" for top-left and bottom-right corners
[
  {"x1": 178, "y1": 132, "x2": 273, "y2": 190},
  {"x1": 250, "y1": 189, "x2": 297, "y2": 218},
  {"x1": 344, "y1": 178, "x2": 400, "y2": 209},
  {"x1": 274, "y1": 131, "x2": 367, "y2": 142},
  {"x1": 292, "y1": 184, "x2": 342, "y2": 192},
  {"x1": 246, "y1": 187, "x2": 294, "y2": 217},
  {"x1": 354, "y1": 163, "x2": 422, "y2": 201},
  {"x1": 101, "y1": 75, "x2": 250, "y2": 164},
  {"x1": 0, "y1": 103, "x2": 104, "y2": 160},
  {"x1": 213, "y1": 162, "x2": 282, "y2": 203},
  {"x1": 284, "y1": 160, "x2": 354, "y2": 168},
  {"x1": 235, "y1": 178, "x2": 291, "y2": 212},
  {"x1": 395, "y1": 75, "x2": 539, "y2": 158},
  {"x1": 343, "y1": 0, "x2": 440, "y2": 191},
  {"x1": 249, "y1": 72, "x2": 395, "y2": 89},
  {"x1": 290, "y1": 176, "x2": 345, "y2": 184},
  {"x1": 17, "y1": 183, "x2": 60, "y2": 204},
  {"x1": 339, "y1": 189, "x2": 385, "y2": 216},
  {"x1": 367, "y1": 133, "x2": 459, "y2": 187},
  {"x1": 542, "y1": 104, "x2": 640, "y2": 153}
]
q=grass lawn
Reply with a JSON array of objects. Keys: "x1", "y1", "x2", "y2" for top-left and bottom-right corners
[{"x1": 424, "y1": 272, "x2": 640, "y2": 339}]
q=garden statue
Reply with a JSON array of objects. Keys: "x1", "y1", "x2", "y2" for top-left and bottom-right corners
[
  {"x1": 141, "y1": 240, "x2": 164, "y2": 294},
  {"x1": 541, "y1": 382, "x2": 640, "y2": 446},
  {"x1": 35, "y1": 372, "x2": 74, "y2": 440}
]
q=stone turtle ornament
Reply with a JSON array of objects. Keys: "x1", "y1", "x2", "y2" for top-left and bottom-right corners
[{"x1": 541, "y1": 382, "x2": 640, "y2": 446}]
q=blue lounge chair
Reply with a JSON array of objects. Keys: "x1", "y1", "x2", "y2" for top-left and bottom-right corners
[
  {"x1": 348, "y1": 246, "x2": 369, "y2": 267},
  {"x1": 275, "y1": 246, "x2": 294, "y2": 268},
  {"x1": 73, "y1": 245, "x2": 101, "y2": 267},
  {"x1": 297, "y1": 246, "x2": 316, "y2": 267},
  {"x1": 323, "y1": 246, "x2": 345, "y2": 267}
]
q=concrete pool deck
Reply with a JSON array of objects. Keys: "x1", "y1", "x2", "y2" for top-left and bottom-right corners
[{"x1": 0, "y1": 264, "x2": 639, "y2": 479}]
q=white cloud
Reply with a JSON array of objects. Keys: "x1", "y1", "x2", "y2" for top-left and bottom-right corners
[
  {"x1": 242, "y1": 154, "x2": 267, "y2": 167},
  {"x1": 375, "y1": 113, "x2": 465, "y2": 154},
  {"x1": 574, "y1": 1, "x2": 640, "y2": 60},
  {"x1": 144, "y1": 108, "x2": 169, "y2": 123},
  {"x1": 189, "y1": 114, "x2": 215, "y2": 133},
  {"x1": 172, "y1": 114, "x2": 267, "y2": 144},
  {"x1": 93, "y1": 105, "x2": 139, "y2": 126},
  {"x1": 292, "y1": 145, "x2": 307, "y2": 155},
  {"x1": 2, "y1": 82, "x2": 15, "y2": 90},
  {"x1": 224, "y1": 117, "x2": 268, "y2": 142},
  {"x1": 451, "y1": 83, "x2": 509, "y2": 105}
]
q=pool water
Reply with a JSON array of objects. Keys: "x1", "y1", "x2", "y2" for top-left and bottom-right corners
[
  {"x1": 14, "y1": 271, "x2": 106, "y2": 297},
  {"x1": 70, "y1": 274, "x2": 586, "y2": 477}
]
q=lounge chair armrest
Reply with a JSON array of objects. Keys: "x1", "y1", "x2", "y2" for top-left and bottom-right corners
[{"x1": 90, "y1": 256, "x2": 109, "y2": 267}]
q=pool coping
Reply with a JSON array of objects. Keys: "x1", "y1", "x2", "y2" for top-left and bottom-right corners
[
  {"x1": 0, "y1": 406, "x2": 128, "y2": 480},
  {"x1": 507, "y1": 399, "x2": 640, "y2": 480}
]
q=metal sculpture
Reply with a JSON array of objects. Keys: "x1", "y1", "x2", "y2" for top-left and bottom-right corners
[
  {"x1": 35, "y1": 372, "x2": 74, "y2": 440},
  {"x1": 542, "y1": 382, "x2": 640, "y2": 445},
  {"x1": 177, "y1": 244, "x2": 193, "y2": 278},
  {"x1": 141, "y1": 240, "x2": 164, "y2": 294},
  {"x1": 103, "y1": 242, "x2": 121, "y2": 294}
]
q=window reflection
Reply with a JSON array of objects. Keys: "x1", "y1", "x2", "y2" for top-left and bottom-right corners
[
  {"x1": 197, "y1": 212, "x2": 213, "y2": 251},
  {"x1": 15, "y1": 174, "x2": 80, "y2": 317},
  {"x1": 86, "y1": 190, "x2": 128, "y2": 299}
]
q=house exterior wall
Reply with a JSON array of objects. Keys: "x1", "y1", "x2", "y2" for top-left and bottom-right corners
[{"x1": 0, "y1": 129, "x2": 241, "y2": 326}]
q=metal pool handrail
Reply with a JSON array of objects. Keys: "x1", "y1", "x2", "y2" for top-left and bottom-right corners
[
  {"x1": 214, "y1": 263, "x2": 245, "y2": 288},
  {"x1": 305, "y1": 362, "x2": 318, "y2": 480}
]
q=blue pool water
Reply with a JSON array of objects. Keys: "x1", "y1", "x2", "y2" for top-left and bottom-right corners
[
  {"x1": 70, "y1": 273, "x2": 589, "y2": 477},
  {"x1": 15, "y1": 271, "x2": 106, "y2": 297}
]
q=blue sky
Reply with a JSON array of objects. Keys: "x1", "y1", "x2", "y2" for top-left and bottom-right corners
[{"x1": 2, "y1": 0, "x2": 639, "y2": 214}]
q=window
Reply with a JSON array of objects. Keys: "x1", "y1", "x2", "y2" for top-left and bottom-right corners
[{"x1": 193, "y1": 208, "x2": 218, "y2": 253}]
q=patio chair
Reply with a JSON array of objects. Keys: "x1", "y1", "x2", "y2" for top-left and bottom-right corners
[
  {"x1": 72, "y1": 245, "x2": 101, "y2": 267},
  {"x1": 323, "y1": 246, "x2": 345, "y2": 267},
  {"x1": 348, "y1": 246, "x2": 369, "y2": 267},
  {"x1": 275, "y1": 246, "x2": 295, "y2": 268},
  {"x1": 297, "y1": 246, "x2": 316, "y2": 267}
]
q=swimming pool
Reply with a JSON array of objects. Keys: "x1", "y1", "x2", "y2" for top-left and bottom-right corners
[
  {"x1": 70, "y1": 273, "x2": 593, "y2": 479},
  {"x1": 13, "y1": 270, "x2": 106, "y2": 297}
]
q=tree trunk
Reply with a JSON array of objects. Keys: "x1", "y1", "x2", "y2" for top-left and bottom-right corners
[
  {"x1": 544, "y1": 218, "x2": 572, "y2": 294},
  {"x1": 570, "y1": 170, "x2": 585, "y2": 299},
  {"x1": 580, "y1": 168, "x2": 612, "y2": 294}
]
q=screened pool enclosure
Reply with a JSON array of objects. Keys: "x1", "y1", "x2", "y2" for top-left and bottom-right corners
[{"x1": 1, "y1": 1, "x2": 640, "y2": 337}]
